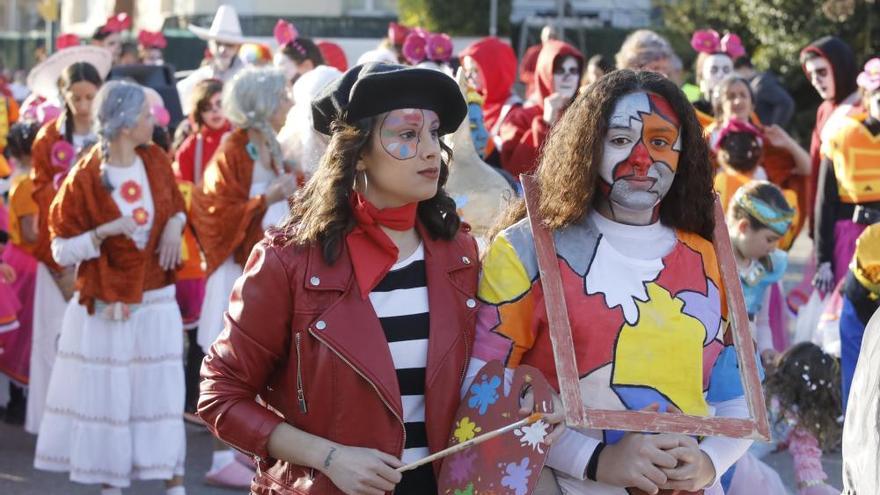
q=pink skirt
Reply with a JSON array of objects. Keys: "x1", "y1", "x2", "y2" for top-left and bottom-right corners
[
  {"x1": 0, "y1": 243, "x2": 37, "y2": 384},
  {"x1": 834, "y1": 219, "x2": 867, "y2": 284},
  {"x1": 175, "y1": 278, "x2": 205, "y2": 330}
]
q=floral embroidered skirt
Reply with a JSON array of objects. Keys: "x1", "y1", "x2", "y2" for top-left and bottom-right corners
[{"x1": 34, "y1": 285, "x2": 186, "y2": 487}]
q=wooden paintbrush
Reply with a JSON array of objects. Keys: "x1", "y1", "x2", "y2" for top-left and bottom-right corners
[{"x1": 397, "y1": 412, "x2": 545, "y2": 473}]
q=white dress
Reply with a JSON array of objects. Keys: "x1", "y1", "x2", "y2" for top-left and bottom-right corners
[
  {"x1": 34, "y1": 158, "x2": 186, "y2": 487},
  {"x1": 25, "y1": 131, "x2": 97, "y2": 434},
  {"x1": 197, "y1": 157, "x2": 288, "y2": 353}
]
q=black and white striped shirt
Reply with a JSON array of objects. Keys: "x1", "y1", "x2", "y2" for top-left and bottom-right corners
[{"x1": 368, "y1": 243, "x2": 435, "y2": 493}]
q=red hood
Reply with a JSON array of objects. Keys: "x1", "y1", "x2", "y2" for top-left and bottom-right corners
[
  {"x1": 533, "y1": 40, "x2": 583, "y2": 104},
  {"x1": 460, "y1": 37, "x2": 516, "y2": 126}
]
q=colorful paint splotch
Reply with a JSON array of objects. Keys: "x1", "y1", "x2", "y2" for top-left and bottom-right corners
[
  {"x1": 453, "y1": 416, "x2": 482, "y2": 443},
  {"x1": 468, "y1": 374, "x2": 501, "y2": 415},
  {"x1": 501, "y1": 457, "x2": 532, "y2": 495}
]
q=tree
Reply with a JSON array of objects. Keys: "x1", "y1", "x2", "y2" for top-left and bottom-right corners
[{"x1": 398, "y1": 0, "x2": 513, "y2": 36}]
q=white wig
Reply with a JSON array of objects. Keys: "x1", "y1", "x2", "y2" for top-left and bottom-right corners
[
  {"x1": 92, "y1": 80, "x2": 146, "y2": 160},
  {"x1": 222, "y1": 66, "x2": 287, "y2": 172}
]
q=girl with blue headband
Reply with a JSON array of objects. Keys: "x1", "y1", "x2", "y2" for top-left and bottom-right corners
[{"x1": 728, "y1": 180, "x2": 795, "y2": 368}]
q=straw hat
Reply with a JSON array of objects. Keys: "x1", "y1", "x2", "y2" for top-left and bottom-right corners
[
  {"x1": 187, "y1": 5, "x2": 252, "y2": 45},
  {"x1": 26, "y1": 46, "x2": 112, "y2": 99}
]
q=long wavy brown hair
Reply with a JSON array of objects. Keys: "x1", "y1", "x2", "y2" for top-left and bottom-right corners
[
  {"x1": 491, "y1": 69, "x2": 715, "y2": 240},
  {"x1": 282, "y1": 117, "x2": 461, "y2": 263}
]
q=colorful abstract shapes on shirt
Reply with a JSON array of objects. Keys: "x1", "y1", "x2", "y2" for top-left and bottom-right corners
[{"x1": 438, "y1": 361, "x2": 552, "y2": 495}]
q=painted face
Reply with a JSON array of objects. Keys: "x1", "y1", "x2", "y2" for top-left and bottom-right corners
[
  {"x1": 599, "y1": 92, "x2": 681, "y2": 214},
  {"x1": 467, "y1": 103, "x2": 489, "y2": 158},
  {"x1": 700, "y1": 54, "x2": 733, "y2": 96},
  {"x1": 63, "y1": 81, "x2": 99, "y2": 119},
  {"x1": 210, "y1": 41, "x2": 240, "y2": 70},
  {"x1": 462, "y1": 56, "x2": 485, "y2": 94},
  {"x1": 804, "y1": 57, "x2": 835, "y2": 101},
  {"x1": 359, "y1": 108, "x2": 442, "y2": 208},
  {"x1": 721, "y1": 80, "x2": 753, "y2": 122},
  {"x1": 553, "y1": 56, "x2": 580, "y2": 99},
  {"x1": 274, "y1": 52, "x2": 300, "y2": 83},
  {"x1": 199, "y1": 92, "x2": 226, "y2": 130}
]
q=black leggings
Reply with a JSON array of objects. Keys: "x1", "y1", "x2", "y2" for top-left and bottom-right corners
[{"x1": 184, "y1": 328, "x2": 205, "y2": 413}]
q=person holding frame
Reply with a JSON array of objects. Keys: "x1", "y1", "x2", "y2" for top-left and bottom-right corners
[{"x1": 469, "y1": 70, "x2": 757, "y2": 495}]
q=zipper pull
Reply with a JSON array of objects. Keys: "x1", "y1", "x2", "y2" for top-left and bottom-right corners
[{"x1": 297, "y1": 390, "x2": 308, "y2": 414}]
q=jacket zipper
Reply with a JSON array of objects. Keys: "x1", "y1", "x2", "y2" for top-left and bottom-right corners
[
  {"x1": 295, "y1": 332, "x2": 308, "y2": 413},
  {"x1": 308, "y1": 328, "x2": 406, "y2": 457}
]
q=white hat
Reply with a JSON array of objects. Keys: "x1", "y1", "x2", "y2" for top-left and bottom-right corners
[
  {"x1": 187, "y1": 5, "x2": 253, "y2": 45},
  {"x1": 26, "y1": 46, "x2": 113, "y2": 100}
]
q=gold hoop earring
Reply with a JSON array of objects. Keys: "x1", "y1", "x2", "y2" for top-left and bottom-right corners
[{"x1": 354, "y1": 170, "x2": 368, "y2": 194}]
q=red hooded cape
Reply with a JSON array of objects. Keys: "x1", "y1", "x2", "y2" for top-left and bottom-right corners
[
  {"x1": 499, "y1": 40, "x2": 583, "y2": 177},
  {"x1": 459, "y1": 37, "x2": 517, "y2": 131}
]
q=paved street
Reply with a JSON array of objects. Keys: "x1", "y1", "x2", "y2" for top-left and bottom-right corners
[{"x1": 0, "y1": 233, "x2": 845, "y2": 494}]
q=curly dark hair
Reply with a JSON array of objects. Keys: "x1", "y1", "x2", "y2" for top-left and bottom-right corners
[
  {"x1": 281, "y1": 117, "x2": 460, "y2": 263},
  {"x1": 490, "y1": 69, "x2": 715, "y2": 240},
  {"x1": 764, "y1": 342, "x2": 842, "y2": 450}
]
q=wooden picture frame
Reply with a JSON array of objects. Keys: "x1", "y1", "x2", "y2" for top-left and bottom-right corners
[{"x1": 520, "y1": 174, "x2": 770, "y2": 441}]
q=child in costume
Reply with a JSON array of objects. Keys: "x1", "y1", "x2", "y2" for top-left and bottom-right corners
[
  {"x1": 471, "y1": 70, "x2": 752, "y2": 494},
  {"x1": 0, "y1": 231, "x2": 20, "y2": 337},
  {"x1": 26, "y1": 48, "x2": 111, "y2": 434},
  {"x1": 0, "y1": 122, "x2": 40, "y2": 419},
  {"x1": 813, "y1": 58, "x2": 880, "y2": 294},
  {"x1": 839, "y1": 223, "x2": 880, "y2": 411},
  {"x1": 34, "y1": 80, "x2": 187, "y2": 495},
  {"x1": 190, "y1": 67, "x2": 295, "y2": 488},
  {"x1": 272, "y1": 20, "x2": 325, "y2": 86},
  {"x1": 198, "y1": 63, "x2": 488, "y2": 493},
  {"x1": 727, "y1": 182, "x2": 794, "y2": 367},
  {"x1": 764, "y1": 343, "x2": 841, "y2": 495},
  {"x1": 689, "y1": 29, "x2": 745, "y2": 127}
]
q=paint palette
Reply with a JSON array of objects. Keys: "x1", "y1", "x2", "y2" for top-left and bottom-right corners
[{"x1": 438, "y1": 360, "x2": 554, "y2": 495}]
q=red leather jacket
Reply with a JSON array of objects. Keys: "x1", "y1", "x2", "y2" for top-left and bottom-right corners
[{"x1": 198, "y1": 224, "x2": 479, "y2": 494}]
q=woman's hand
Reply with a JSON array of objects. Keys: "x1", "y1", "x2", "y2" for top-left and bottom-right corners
[
  {"x1": 321, "y1": 444, "x2": 403, "y2": 495},
  {"x1": 518, "y1": 385, "x2": 566, "y2": 444},
  {"x1": 659, "y1": 436, "x2": 717, "y2": 491},
  {"x1": 0, "y1": 262, "x2": 16, "y2": 284},
  {"x1": 266, "y1": 173, "x2": 297, "y2": 204},
  {"x1": 96, "y1": 216, "x2": 138, "y2": 240},
  {"x1": 156, "y1": 216, "x2": 185, "y2": 271},
  {"x1": 596, "y1": 432, "x2": 681, "y2": 494}
]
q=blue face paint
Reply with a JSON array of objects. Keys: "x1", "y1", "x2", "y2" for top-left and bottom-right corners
[{"x1": 468, "y1": 103, "x2": 489, "y2": 158}]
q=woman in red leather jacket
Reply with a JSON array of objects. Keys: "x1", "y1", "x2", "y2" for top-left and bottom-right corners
[{"x1": 198, "y1": 63, "x2": 479, "y2": 495}]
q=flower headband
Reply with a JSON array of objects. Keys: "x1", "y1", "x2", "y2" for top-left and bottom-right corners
[
  {"x1": 857, "y1": 58, "x2": 880, "y2": 92},
  {"x1": 100, "y1": 13, "x2": 131, "y2": 35},
  {"x1": 690, "y1": 29, "x2": 745, "y2": 59},
  {"x1": 137, "y1": 30, "x2": 167, "y2": 50},
  {"x1": 733, "y1": 186, "x2": 795, "y2": 235},
  {"x1": 388, "y1": 22, "x2": 411, "y2": 46},
  {"x1": 712, "y1": 117, "x2": 763, "y2": 153},
  {"x1": 402, "y1": 30, "x2": 453, "y2": 65},
  {"x1": 56, "y1": 33, "x2": 81, "y2": 50},
  {"x1": 274, "y1": 20, "x2": 305, "y2": 56}
]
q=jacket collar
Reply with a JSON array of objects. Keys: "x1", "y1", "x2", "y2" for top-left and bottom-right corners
[{"x1": 303, "y1": 222, "x2": 476, "y2": 417}]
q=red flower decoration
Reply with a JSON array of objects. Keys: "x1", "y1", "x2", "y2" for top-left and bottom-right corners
[
  {"x1": 426, "y1": 33, "x2": 453, "y2": 63},
  {"x1": 50, "y1": 141, "x2": 75, "y2": 169},
  {"x1": 151, "y1": 104, "x2": 170, "y2": 127},
  {"x1": 388, "y1": 22, "x2": 411, "y2": 46},
  {"x1": 56, "y1": 33, "x2": 80, "y2": 50},
  {"x1": 273, "y1": 20, "x2": 298, "y2": 47},
  {"x1": 132, "y1": 207, "x2": 150, "y2": 226},
  {"x1": 402, "y1": 32, "x2": 428, "y2": 65},
  {"x1": 120, "y1": 180, "x2": 143, "y2": 203},
  {"x1": 102, "y1": 13, "x2": 131, "y2": 34},
  {"x1": 137, "y1": 30, "x2": 167, "y2": 49}
]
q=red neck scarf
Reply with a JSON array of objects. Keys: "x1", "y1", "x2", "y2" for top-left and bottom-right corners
[{"x1": 346, "y1": 192, "x2": 418, "y2": 298}]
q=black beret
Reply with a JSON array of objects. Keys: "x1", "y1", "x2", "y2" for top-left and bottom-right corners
[{"x1": 312, "y1": 62, "x2": 467, "y2": 136}]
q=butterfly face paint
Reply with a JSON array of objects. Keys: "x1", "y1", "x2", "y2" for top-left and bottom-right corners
[
  {"x1": 379, "y1": 108, "x2": 439, "y2": 160},
  {"x1": 598, "y1": 92, "x2": 682, "y2": 218}
]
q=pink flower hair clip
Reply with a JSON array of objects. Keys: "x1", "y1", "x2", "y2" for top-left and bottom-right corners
[
  {"x1": 56, "y1": 33, "x2": 81, "y2": 50},
  {"x1": 426, "y1": 33, "x2": 453, "y2": 63},
  {"x1": 402, "y1": 31, "x2": 428, "y2": 65},
  {"x1": 857, "y1": 58, "x2": 880, "y2": 92},
  {"x1": 691, "y1": 29, "x2": 745, "y2": 58},
  {"x1": 50, "y1": 140, "x2": 76, "y2": 170},
  {"x1": 274, "y1": 20, "x2": 305, "y2": 56}
]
